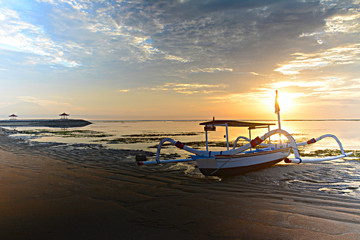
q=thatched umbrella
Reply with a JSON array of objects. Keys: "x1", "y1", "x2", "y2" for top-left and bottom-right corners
[
  {"x1": 59, "y1": 112, "x2": 69, "y2": 119},
  {"x1": 9, "y1": 114, "x2": 18, "y2": 120}
]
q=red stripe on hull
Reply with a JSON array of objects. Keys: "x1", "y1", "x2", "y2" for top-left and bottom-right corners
[{"x1": 199, "y1": 158, "x2": 285, "y2": 178}]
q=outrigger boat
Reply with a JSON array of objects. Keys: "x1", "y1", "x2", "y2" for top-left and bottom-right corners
[{"x1": 137, "y1": 91, "x2": 352, "y2": 177}]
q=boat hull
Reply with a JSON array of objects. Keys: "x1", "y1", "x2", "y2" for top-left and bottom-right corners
[{"x1": 196, "y1": 148, "x2": 290, "y2": 177}]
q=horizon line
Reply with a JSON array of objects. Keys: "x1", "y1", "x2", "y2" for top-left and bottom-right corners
[{"x1": 2, "y1": 117, "x2": 360, "y2": 122}]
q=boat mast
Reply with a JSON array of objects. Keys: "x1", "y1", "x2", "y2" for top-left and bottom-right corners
[
  {"x1": 275, "y1": 90, "x2": 281, "y2": 130},
  {"x1": 225, "y1": 123, "x2": 229, "y2": 150},
  {"x1": 205, "y1": 128, "x2": 209, "y2": 151},
  {"x1": 248, "y1": 127, "x2": 252, "y2": 151}
]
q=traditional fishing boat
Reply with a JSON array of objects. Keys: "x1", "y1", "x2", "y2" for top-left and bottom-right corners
[
  {"x1": 137, "y1": 91, "x2": 352, "y2": 177},
  {"x1": 191, "y1": 120, "x2": 291, "y2": 177}
]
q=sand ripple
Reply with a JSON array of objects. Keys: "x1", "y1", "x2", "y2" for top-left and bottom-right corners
[{"x1": 0, "y1": 134, "x2": 359, "y2": 239}]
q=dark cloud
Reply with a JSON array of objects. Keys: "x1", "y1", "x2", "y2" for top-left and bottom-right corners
[
  {"x1": 137, "y1": 0, "x2": 335, "y2": 72},
  {"x1": 146, "y1": 0, "x2": 287, "y2": 18}
]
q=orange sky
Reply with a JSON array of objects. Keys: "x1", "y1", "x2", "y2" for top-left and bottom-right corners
[{"x1": 0, "y1": 1, "x2": 359, "y2": 120}]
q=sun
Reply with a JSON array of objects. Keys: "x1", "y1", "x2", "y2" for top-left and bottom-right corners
[
  {"x1": 263, "y1": 90, "x2": 295, "y2": 113},
  {"x1": 276, "y1": 91, "x2": 294, "y2": 112}
]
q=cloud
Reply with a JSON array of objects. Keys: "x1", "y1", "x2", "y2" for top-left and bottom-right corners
[
  {"x1": 264, "y1": 77, "x2": 349, "y2": 95},
  {"x1": 274, "y1": 44, "x2": 360, "y2": 75},
  {"x1": 164, "y1": 54, "x2": 191, "y2": 63},
  {"x1": 298, "y1": 6, "x2": 360, "y2": 48},
  {"x1": 191, "y1": 67, "x2": 233, "y2": 73},
  {"x1": 267, "y1": 80, "x2": 325, "y2": 89},
  {"x1": 325, "y1": 9, "x2": 360, "y2": 34},
  {"x1": 17, "y1": 96, "x2": 71, "y2": 107},
  {"x1": 253, "y1": 76, "x2": 360, "y2": 110},
  {"x1": 117, "y1": 89, "x2": 130, "y2": 93},
  {"x1": 38, "y1": 0, "x2": 92, "y2": 10},
  {"x1": 250, "y1": 72, "x2": 260, "y2": 76},
  {"x1": 148, "y1": 82, "x2": 227, "y2": 94},
  {"x1": 209, "y1": 73, "x2": 360, "y2": 110},
  {"x1": 25, "y1": 0, "x2": 344, "y2": 70},
  {"x1": 0, "y1": 6, "x2": 80, "y2": 67},
  {"x1": 44, "y1": 1, "x2": 191, "y2": 64}
]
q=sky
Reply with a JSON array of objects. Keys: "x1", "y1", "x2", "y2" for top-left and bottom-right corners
[{"x1": 0, "y1": 0, "x2": 359, "y2": 120}]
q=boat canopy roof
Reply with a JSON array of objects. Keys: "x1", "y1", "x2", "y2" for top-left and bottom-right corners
[{"x1": 200, "y1": 120, "x2": 275, "y2": 129}]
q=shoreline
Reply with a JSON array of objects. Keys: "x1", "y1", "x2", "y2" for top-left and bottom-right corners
[{"x1": 0, "y1": 128, "x2": 359, "y2": 239}]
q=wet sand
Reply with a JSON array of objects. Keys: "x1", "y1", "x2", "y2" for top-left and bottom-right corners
[{"x1": 0, "y1": 134, "x2": 360, "y2": 239}]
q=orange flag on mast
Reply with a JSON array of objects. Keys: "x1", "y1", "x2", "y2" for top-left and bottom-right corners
[{"x1": 275, "y1": 90, "x2": 280, "y2": 114}]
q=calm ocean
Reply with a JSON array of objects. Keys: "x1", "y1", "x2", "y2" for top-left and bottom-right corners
[
  {"x1": 4, "y1": 120, "x2": 360, "y2": 199},
  {"x1": 9, "y1": 119, "x2": 360, "y2": 152}
]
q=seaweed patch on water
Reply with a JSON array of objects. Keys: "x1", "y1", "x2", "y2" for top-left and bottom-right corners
[
  {"x1": 18, "y1": 129, "x2": 113, "y2": 138},
  {"x1": 148, "y1": 141, "x2": 205, "y2": 149},
  {"x1": 148, "y1": 140, "x2": 252, "y2": 149},
  {"x1": 93, "y1": 132, "x2": 202, "y2": 145},
  {"x1": 94, "y1": 137, "x2": 166, "y2": 144},
  {"x1": 298, "y1": 149, "x2": 360, "y2": 157},
  {"x1": 122, "y1": 132, "x2": 201, "y2": 137}
]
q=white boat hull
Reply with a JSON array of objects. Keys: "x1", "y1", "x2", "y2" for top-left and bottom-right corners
[{"x1": 196, "y1": 148, "x2": 291, "y2": 177}]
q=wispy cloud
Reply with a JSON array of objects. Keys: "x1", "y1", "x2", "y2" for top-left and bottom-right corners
[
  {"x1": 17, "y1": 96, "x2": 71, "y2": 107},
  {"x1": 191, "y1": 67, "x2": 233, "y2": 73},
  {"x1": 164, "y1": 54, "x2": 191, "y2": 63},
  {"x1": 39, "y1": 0, "x2": 190, "y2": 64},
  {"x1": 263, "y1": 78, "x2": 346, "y2": 98},
  {"x1": 117, "y1": 89, "x2": 130, "y2": 93},
  {"x1": 277, "y1": 3, "x2": 360, "y2": 76},
  {"x1": 325, "y1": 10, "x2": 360, "y2": 34},
  {"x1": 0, "y1": 6, "x2": 80, "y2": 67},
  {"x1": 148, "y1": 82, "x2": 227, "y2": 94},
  {"x1": 267, "y1": 80, "x2": 325, "y2": 89},
  {"x1": 210, "y1": 74, "x2": 360, "y2": 109},
  {"x1": 255, "y1": 76, "x2": 360, "y2": 109},
  {"x1": 274, "y1": 44, "x2": 360, "y2": 75},
  {"x1": 298, "y1": 4, "x2": 360, "y2": 42},
  {"x1": 38, "y1": 0, "x2": 92, "y2": 10}
]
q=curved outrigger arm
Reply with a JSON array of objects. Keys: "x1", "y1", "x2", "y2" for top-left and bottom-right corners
[
  {"x1": 295, "y1": 134, "x2": 345, "y2": 153},
  {"x1": 137, "y1": 137, "x2": 203, "y2": 166},
  {"x1": 232, "y1": 136, "x2": 250, "y2": 149},
  {"x1": 232, "y1": 131, "x2": 353, "y2": 163},
  {"x1": 286, "y1": 134, "x2": 352, "y2": 163}
]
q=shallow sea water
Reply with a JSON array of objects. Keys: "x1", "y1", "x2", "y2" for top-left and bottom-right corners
[
  {"x1": 1, "y1": 120, "x2": 360, "y2": 239},
  {"x1": 9, "y1": 120, "x2": 360, "y2": 150},
  {"x1": 6, "y1": 120, "x2": 360, "y2": 199}
]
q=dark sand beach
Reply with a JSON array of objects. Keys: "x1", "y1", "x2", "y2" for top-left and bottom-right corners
[{"x1": 0, "y1": 131, "x2": 360, "y2": 240}]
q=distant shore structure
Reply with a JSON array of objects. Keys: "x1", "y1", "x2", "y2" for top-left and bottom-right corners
[
  {"x1": 0, "y1": 112, "x2": 91, "y2": 128},
  {"x1": 9, "y1": 114, "x2": 18, "y2": 120},
  {"x1": 0, "y1": 119, "x2": 91, "y2": 128},
  {"x1": 59, "y1": 112, "x2": 69, "y2": 119}
]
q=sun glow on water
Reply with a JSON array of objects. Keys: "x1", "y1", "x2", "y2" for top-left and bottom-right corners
[{"x1": 269, "y1": 133, "x2": 291, "y2": 143}]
